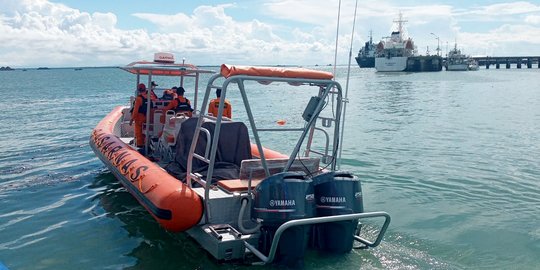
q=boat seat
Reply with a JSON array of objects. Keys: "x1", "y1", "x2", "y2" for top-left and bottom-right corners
[
  {"x1": 217, "y1": 179, "x2": 264, "y2": 193},
  {"x1": 158, "y1": 114, "x2": 189, "y2": 161},
  {"x1": 167, "y1": 119, "x2": 252, "y2": 178},
  {"x1": 239, "y1": 157, "x2": 320, "y2": 180},
  {"x1": 121, "y1": 107, "x2": 132, "y2": 122},
  {"x1": 217, "y1": 157, "x2": 320, "y2": 193}
]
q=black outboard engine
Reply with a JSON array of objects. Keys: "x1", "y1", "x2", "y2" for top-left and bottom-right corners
[
  {"x1": 312, "y1": 171, "x2": 364, "y2": 253},
  {"x1": 252, "y1": 172, "x2": 314, "y2": 267}
]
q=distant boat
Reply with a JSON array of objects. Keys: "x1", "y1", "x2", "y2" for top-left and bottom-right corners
[
  {"x1": 75, "y1": 68, "x2": 83, "y2": 71},
  {"x1": 446, "y1": 43, "x2": 469, "y2": 71},
  {"x1": 467, "y1": 58, "x2": 479, "y2": 71},
  {"x1": 374, "y1": 12, "x2": 416, "y2": 72},
  {"x1": 355, "y1": 31, "x2": 376, "y2": 68},
  {"x1": 37, "y1": 67, "x2": 49, "y2": 70},
  {"x1": 374, "y1": 13, "x2": 442, "y2": 72}
]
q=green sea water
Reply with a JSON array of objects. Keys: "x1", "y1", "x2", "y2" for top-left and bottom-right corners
[{"x1": 0, "y1": 66, "x2": 539, "y2": 269}]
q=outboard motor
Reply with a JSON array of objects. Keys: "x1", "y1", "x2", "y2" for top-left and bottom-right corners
[
  {"x1": 312, "y1": 171, "x2": 363, "y2": 253},
  {"x1": 252, "y1": 172, "x2": 314, "y2": 267}
]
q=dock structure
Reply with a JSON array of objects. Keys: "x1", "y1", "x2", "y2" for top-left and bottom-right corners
[{"x1": 468, "y1": 56, "x2": 540, "y2": 69}]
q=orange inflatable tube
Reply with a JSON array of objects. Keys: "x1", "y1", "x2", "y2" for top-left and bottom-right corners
[
  {"x1": 250, "y1": 144, "x2": 289, "y2": 159},
  {"x1": 90, "y1": 106, "x2": 203, "y2": 232},
  {"x1": 220, "y1": 64, "x2": 334, "y2": 80}
]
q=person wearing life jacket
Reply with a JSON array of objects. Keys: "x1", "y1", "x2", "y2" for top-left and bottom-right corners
[
  {"x1": 130, "y1": 83, "x2": 152, "y2": 148},
  {"x1": 161, "y1": 88, "x2": 176, "y2": 100},
  {"x1": 164, "y1": 86, "x2": 193, "y2": 117},
  {"x1": 208, "y1": 88, "x2": 232, "y2": 119}
]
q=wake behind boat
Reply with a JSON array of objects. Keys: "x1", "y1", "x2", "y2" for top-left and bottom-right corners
[{"x1": 90, "y1": 52, "x2": 390, "y2": 266}]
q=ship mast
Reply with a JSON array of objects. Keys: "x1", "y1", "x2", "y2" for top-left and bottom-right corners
[{"x1": 393, "y1": 12, "x2": 407, "y2": 41}]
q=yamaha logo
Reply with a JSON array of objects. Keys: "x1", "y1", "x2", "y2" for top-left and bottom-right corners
[
  {"x1": 269, "y1": 199, "x2": 296, "y2": 207},
  {"x1": 320, "y1": 196, "x2": 346, "y2": 204}
]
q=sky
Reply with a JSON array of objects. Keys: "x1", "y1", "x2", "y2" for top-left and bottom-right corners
[{"x1": 1, "y1": 0, "x2": 540, "y2": 67}]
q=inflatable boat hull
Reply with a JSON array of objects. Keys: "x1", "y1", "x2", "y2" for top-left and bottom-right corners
[{"x1": 90, "y1": 106, "x2": 203, "y2": 232}]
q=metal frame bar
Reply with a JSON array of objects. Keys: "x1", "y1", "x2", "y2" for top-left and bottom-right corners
[
  {"x1": 186, "y1": 74, "x2": 346, "y2": 224},
  {"x1": 305, "y1": 127, "x2": 330, "y2": 161},
  {"x1": 244, "y1": 211, "x2": 391, "y2": 264}
]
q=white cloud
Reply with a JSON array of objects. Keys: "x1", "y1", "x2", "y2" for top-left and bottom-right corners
[
  {"x1": 525, "y1": 15, "x2": 540, "y2": 24},
  {"x1": 474, "y1": 1, "x2": 540, "y2": 16},
  {"x1": 0, "y1": 0, "x2": 540, "y2": 67}
]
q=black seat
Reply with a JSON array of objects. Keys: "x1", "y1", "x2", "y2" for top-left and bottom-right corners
[{"x1": 166, "y1": 118, "x2": 252, "y2": 182}]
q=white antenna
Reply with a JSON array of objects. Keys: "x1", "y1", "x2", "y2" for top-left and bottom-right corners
[
  {"x1": 332, "y1": 0, "x2": 342, "y2": 77},
  {"x1": 337, "y1": 0, "x2": 359, "y2": 169}
]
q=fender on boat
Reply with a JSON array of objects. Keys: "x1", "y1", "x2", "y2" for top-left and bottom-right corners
[
  {"x1": 250, "y1": 144, "x2": 289, "y2": 159},
  {"x1": 90, "y1": 106, "x2": 203, "y2": 232}
]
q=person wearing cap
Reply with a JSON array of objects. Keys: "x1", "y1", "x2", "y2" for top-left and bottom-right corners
[
  {"x1": 149, "y1": 81, "x2": 159, "y2": 100},
  {"x1": 164, "y1": 86, "x2": 193, "y2": 117},
  {"x1": 208, "y1": 88, "x2": 232, "y2": 119},
  {"x1": 130, "y1": 83, "x2": 153, "y2": 148}
]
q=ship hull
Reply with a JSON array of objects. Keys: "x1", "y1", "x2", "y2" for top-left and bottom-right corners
[
  {"x1": 406, "y1": 56, "x2": 443, "y2": 72},
  {"x1": 447, "y1": 64, "x2": 468, "y2": 71},
  {"x1": 375, "y1": 57, "x2": 408, "y2": 72},
  {"x1": 355, "y1": 56, "x2": 375, "y2": 68}
]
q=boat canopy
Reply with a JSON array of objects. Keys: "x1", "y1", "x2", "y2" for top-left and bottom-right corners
[
  {"x1": 122, "y1": 61, "x2": 214, "y2": 76},
  {"x1": 220, "y1": 64, "x2": 333, "y2": 80}
]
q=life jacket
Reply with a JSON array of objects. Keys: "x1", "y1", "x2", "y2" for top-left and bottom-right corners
[
  {"x1": 137, "y1": 94, "x2": 153, "y2": 114},
  {"x1": 175, "y1": 96, "x2": 193, "y2": 113},
  {"x1": 162, "y1": 90, "x2": 174, "y2": 100},
  {"x1": 211, "y1": 99, "x2": 229, "y2": 110}
]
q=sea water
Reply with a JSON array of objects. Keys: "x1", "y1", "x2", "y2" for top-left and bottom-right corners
[{"x1": 0, "y1": 66, "x2": 539, "y2": 269}]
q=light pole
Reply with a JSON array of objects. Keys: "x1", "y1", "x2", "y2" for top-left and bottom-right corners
[{"x1": 430, "y1": 33, "x2": 440, "y2": 56}]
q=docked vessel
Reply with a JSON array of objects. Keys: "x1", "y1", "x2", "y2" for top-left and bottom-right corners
[
  {"x1": 375, "y1": 13, "x2": 416, "y2": 72},
  {"x1": 375, "y1": 13, "x2": 442, "y2": 72},
  {"x1": 467, "y1": 58, "x2": 479, "y2": 71},
  {"x1": 355, "y1": 31, "x2": 376, "y2": 68},
  {"x1": 446, "y1": 43, "x2": 469, "y2": 71},
  {"x1": 90, "y1": 52, "x2": 390, "y2": 266}
]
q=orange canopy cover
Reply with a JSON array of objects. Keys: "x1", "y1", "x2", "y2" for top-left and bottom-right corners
[{"x1": 220, "y1": 64, "x2": 333, "y2": 80}]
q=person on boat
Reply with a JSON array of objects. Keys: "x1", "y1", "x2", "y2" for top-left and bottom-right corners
[
  {"x1": 164, "y1": 86, "x2": 193, "y2": 117},
  {"x1": 149, "y1": 81, "x2": 159, "y2": 100},
  {"x1": 208, "y1": 88, "x2": 232, "y2": 119},
  {"x1": 161, "y1": 88, "x2": 176, "y2": 100},
  {"x1": 130, "y1": 83, "x2": 152, "y2": 148}
]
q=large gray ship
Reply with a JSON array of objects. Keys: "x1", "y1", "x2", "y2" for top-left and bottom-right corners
[{"x1": 355, "y1": 31, "x2": 375, "y2": 68}]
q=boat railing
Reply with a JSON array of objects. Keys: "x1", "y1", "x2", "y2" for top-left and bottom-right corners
[
  {"x1": 187, "y1": 70, "x2": 343, "y2": 223},
  {"x1": 304, "y1": 127, "x2": 331, "y2": 163},
  {"x1": 244, "y1": 212, "x2": 391, "y2": 265}
]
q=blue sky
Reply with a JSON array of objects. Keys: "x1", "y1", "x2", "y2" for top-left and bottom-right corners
[{"x1": 1, "y1": 0, "x2": 540, "y2": 67}]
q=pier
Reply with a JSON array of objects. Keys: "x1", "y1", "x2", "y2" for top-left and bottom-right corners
[{"x1": 469, "y1": 56, "x2": 540, "y2": 69}]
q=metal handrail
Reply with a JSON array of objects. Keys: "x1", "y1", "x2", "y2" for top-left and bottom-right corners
[
  {"x1": 244, "y1": 211, "x2": 391, "y2": 264},
  {"x1": 305, "y1": 127, "x2": 330, "y2": 162},
  {"x1": 186, "y1": 73, "x2": 345, "y2": 223}
]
